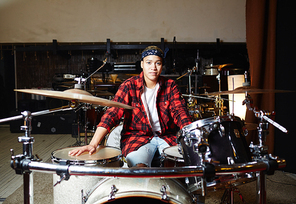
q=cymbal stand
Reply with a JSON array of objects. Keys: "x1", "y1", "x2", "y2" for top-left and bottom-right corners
[
  {"x1": 215, "y1": 71, "x2": 224, "y2": 116},
  {"x1": 243, "y1": 94, "x2": 288, "y2": 204},
  {"x1": 10, "y1": 111, "x2": 34, "y2": 204},
  {"x1": 0, "y1": 103, "x2": 78, "y2": 204},
  {"x1": 82, "y1": 103, "x2": 92, "y2": 145},
  {"x1": 184, "y1": 67, "x2": 201, "y2": 120}
]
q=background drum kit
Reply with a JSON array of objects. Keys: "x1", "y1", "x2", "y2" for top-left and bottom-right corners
[{"x1": 0, "y1": 63, "x2": 290, "y2": 204}]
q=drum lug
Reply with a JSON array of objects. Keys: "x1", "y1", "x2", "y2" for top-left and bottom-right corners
[
  {"x1": 227, "y1": 157, "x2": 235, "y2": 165},
  {"x1": 160, "y1": 185, "x2": 169, "y2": 201},
  {"x1": 108, "y1": 184, "x2": 118, "y2": 200},
  {"x1": 233, "y1": 129, "x2": 241, "y2": 138}
]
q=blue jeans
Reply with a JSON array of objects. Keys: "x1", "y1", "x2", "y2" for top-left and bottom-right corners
[{"x1": 125, "y1": 136, "x2": 170, "y2": 167}]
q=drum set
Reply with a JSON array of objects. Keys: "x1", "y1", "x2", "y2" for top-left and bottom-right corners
[{"x1": 0, "y1": 66, "x2": 289, "y2": 204}]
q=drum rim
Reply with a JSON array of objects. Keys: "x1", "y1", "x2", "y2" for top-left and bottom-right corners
[
  {"x1": 180, "y1": 115, "x2": 242, "y2": 133},
  {"x1": 51, "y1": 146, "x2": 122, "y2": 165},
  {"x1": 162, "y1": 146, "x2": 184, "y2": 162}
]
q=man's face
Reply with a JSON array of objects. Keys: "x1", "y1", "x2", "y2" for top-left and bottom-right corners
[{"x1": 141, "y1": 55, "x2": 163, "y2": 86}]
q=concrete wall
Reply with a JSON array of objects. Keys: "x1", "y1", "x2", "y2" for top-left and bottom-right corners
[{"x1": 0, "y1": 0, "x2": 246, "y2": 43}]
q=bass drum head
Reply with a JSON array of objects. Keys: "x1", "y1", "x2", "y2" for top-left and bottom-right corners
[{"x1": 85, "y1": 178, "x2": 193, "y2": 204}]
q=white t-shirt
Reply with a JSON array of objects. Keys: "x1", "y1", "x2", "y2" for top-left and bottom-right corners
[{"x1": 141, "y1": 83, "x2": 161, "y2": 135}]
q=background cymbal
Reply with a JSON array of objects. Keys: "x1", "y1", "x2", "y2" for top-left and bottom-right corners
[
  {"x1": 15, "y1": 89, "x2": 133, "y2": 109},
  {"x1": 205, "y1": 63, "x2": 233, "y2": 70},
  {"x1": 87, "y1": 90, "x2": 114, "y2": 96},
  {"x1": 203, "y1": 86, "x2": 293, "y2": 95}
]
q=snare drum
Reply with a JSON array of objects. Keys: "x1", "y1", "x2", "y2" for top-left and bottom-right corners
[
  {"x1": 52, "y1": 146, "x2": 122, "y2": 204},
  {"x1": 84, "y1": 177, "x2": 193, "y2": 204},
  {"x1": 162, "y1": 146, "x2": 184, "y2": 167}
]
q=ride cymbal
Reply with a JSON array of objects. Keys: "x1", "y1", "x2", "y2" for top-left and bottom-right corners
[
  {"x1": 203, "y1": 86, "x2": 293, "y2": 96},
  {"x1": 15, "y1": 89, "x2": 133, "y2": 109}
]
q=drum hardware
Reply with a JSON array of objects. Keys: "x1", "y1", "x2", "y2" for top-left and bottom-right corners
[
  {"x1": 160, "y1": 185, "x2": 168, "y2": 201},
  {"x1": 109, "y1": 185, "x2": 118, "y2": 200},
  {"x1": 182, "y1": 93, "x2": 230, "y2": 120},
  {"x1": 243, "y1": 94, "x2": 288, "y2": 158},
  {"x1": 0, "y1": 102, "x2": 78, "y2": 204},
  {"x1": 221, "y1": 187, "x2": 246, "y2": 204}
]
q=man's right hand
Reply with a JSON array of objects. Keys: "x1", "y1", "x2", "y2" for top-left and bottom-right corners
[{"x1": 68, "y1": 144, "x2": 96, "y2": 156}]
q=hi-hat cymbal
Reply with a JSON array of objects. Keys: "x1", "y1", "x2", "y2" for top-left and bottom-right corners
[
  {"x1": 15, "y1": 89, "x2": 133, "y2": 109},
  {"x1": 203, "y1": 86, "x2": 292, "y2": 96},
  {"x1": 182, "y1": 93, "x2": 232, "y2": 101}
]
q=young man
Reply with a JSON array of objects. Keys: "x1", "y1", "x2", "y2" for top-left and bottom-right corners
[{"x1": 69, "y1": 46, "x2": 192, "y2": 167}]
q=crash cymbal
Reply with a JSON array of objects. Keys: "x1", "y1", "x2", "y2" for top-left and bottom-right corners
[
  {"x1": 203, "y1": 86, "x2": 292, "y2": 96},
  {"x1": 15, "y1": 89, "x2": 133, "y2": 109}
]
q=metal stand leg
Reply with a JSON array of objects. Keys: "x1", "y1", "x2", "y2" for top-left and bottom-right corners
[
  {"x1": 23, "y1": 172, "x2": 34, "y2": 204},
  {"x1": 256, "y1": 171, "x2": 266, "y2": 204}
]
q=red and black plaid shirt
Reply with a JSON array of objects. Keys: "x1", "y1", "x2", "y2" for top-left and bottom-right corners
[{"x1": 98, "y1": 72, "x2": 192, "y2": 157}]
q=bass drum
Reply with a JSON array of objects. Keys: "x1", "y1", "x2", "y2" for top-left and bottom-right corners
[
  {"x1": 52, "y1": 146, "x2": 122, "y2": 204},
  {"x1": 85, "y1": 177, "x2": 193, "y2": 204}
]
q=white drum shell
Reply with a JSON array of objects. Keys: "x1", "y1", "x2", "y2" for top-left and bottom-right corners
[
  {"x1": 106, "y1": 124, "x2": 123, "y2": 149},
  {"x1": 53, "y1": 174, "x2": 102, "y2": 204},
  {"x1": 85, "y1": 177, "x2": 193, "y2": 204}
]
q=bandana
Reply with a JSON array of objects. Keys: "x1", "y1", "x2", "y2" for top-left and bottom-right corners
[{"x1": 141, "y1": 46, "x2": 164, "y2": 60}]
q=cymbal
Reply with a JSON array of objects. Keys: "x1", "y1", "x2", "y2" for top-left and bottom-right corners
[
  {"x1": 87, "y1": 90, "x2": 114, "y2": 96},
  {"x1": 15, "y1": 89, "x2": 133, "y2": 109},
  {"x1": 205, "y1": 63, "x2": 233, "y2": 70},
  {"x1": 203, "y1": 86, "x2": 292, "y2": 96}
]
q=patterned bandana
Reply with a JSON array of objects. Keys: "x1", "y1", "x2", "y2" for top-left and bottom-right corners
[{"x1": 141, "y1": 46, "x2": 164, "y2": 60}]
